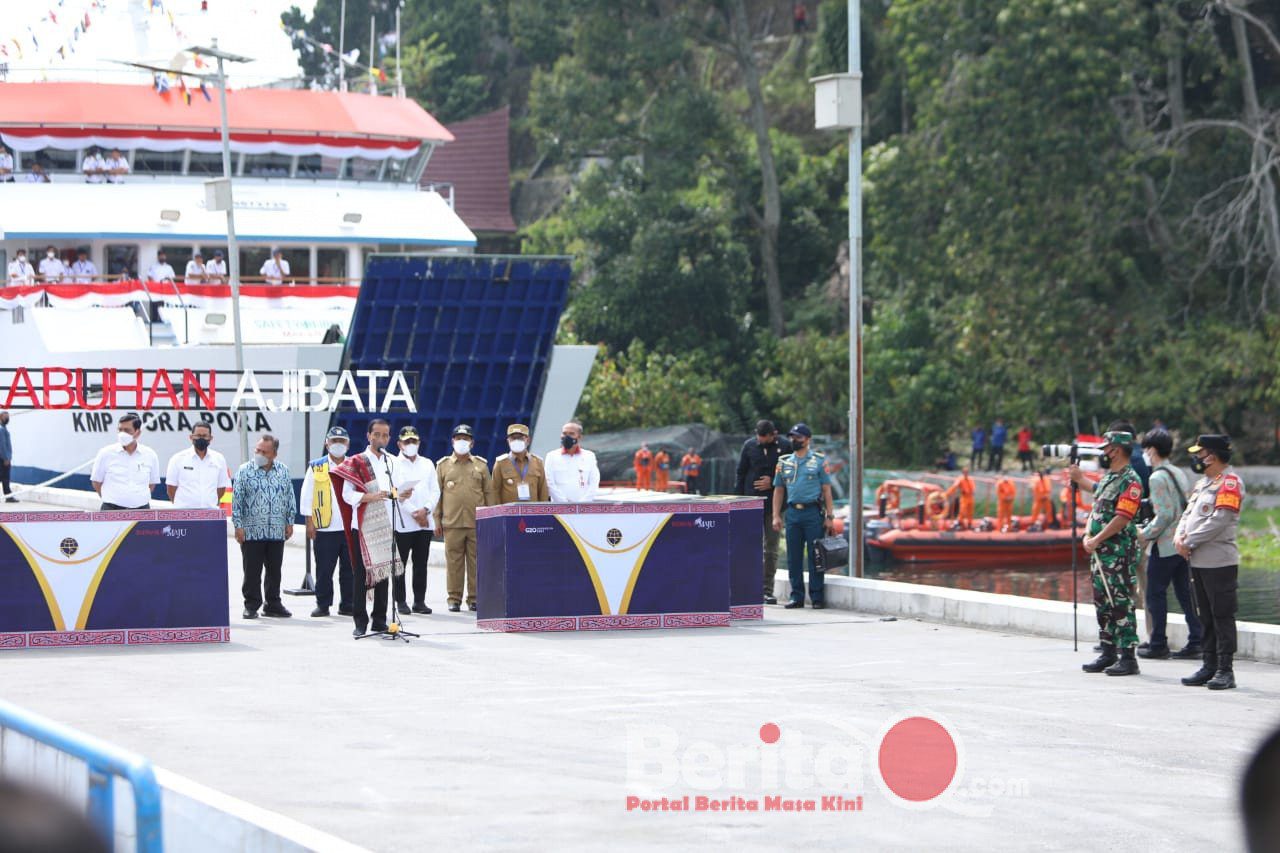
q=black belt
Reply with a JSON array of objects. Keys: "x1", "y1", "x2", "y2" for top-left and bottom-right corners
[{"x1": 790, "y1": 501, "x2": 820, "y2": 510}]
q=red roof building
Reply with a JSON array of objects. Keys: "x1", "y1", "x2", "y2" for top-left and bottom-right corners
[{"x1": 420, "y1": 106, "x2": 517, "y2": 238}]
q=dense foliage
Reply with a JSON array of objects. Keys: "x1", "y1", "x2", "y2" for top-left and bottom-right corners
[{"x1": 287, "y1": 0, "x2": 1280, "y2": 464}]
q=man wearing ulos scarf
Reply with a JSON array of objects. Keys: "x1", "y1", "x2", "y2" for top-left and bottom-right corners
[{"x1": 332, "y1": 419, "x2": 407, "y2": 638}]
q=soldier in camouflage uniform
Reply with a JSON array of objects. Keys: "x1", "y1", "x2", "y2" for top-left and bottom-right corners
[{"x1": 1069, "y1": 429, "x2": 1144, "y2": 676}]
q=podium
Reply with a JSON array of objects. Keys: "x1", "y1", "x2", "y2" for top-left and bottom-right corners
[
  {"x1": 475, "y1": 499, "x2": 763, "y2": 632},
  {"x1": 0, "y1": 510, "x2": 230, "y2": 649}
]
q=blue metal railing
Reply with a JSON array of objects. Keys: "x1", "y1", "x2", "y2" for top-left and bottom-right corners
[{"x1": 0, "y1": 698, "x2": 163, "y2": 852}]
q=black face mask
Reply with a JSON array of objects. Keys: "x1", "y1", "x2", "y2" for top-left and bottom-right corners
[
  {"x1": 1098, "y1": 453, "x2": 1111, "y2": 470},
  {"x1": 1191, "y1": 456, "x2": 1207, "y2": 474},
  {"x1": 192, "y1": 437, "x2": 210, "y2": 451},
  {"x1": 560, "y1": 434, "x2": 577, "y2": 450}
]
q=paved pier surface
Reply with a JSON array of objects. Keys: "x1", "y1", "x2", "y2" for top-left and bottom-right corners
[{"x1": 1, "y1": 500, "x2": 1277, "y2": 852}]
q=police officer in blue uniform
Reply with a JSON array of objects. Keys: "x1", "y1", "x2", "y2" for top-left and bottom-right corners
[{"x1": 771, "y1": 423, "x2": 835, "y2": 609}]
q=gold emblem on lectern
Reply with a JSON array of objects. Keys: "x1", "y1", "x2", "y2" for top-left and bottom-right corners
[
  {"x1": 606, "y1": 528, "x2": 623, "y2": 547},
  {"x1": 59, "y1": 538, "x2": 79, "y2": 557}
]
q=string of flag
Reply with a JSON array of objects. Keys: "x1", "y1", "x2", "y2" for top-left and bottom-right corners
[
  {"x1": 0, "y1": 0, "x2": 104, "y2": 69},
  {"x1": 281, "y1": 23, "x2": 391, "y2": 92}
]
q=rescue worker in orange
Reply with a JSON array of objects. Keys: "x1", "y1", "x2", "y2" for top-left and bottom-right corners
[
  {"x1": 634, "y1": 443, "x2": 653, "y2": 490},
  {"x1": 681, "y1": 448, "x2": 703, "y2": 495},
  {"x1": 654, "y1": 448, "x2": 671, "y2": 492},
  {"x1": 995, "y1": 475, "x2": 1017, "y2": 532},
  {"x1": 1031, "y1": 468, "x2": 1057, "y2": 528},
  {"x1": 946, "y1": 468, "x2": 976, "y2": 528}
]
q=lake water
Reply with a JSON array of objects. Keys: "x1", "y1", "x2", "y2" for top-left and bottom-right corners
[{"x1": 864, "y1": 561, "x2": 1280, "y2": 625}]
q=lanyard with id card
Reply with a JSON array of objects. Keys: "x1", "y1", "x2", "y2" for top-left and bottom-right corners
[{"x1": 513, "y1": 458, "x2": 531, "y2": 501}]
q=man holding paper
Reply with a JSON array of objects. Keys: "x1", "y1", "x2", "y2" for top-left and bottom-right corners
[{"x1": 392, "y1": 426, "x2": 440, "y2": 615}]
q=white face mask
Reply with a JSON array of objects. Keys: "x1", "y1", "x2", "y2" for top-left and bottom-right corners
[
  {"x1": 46, "y1": 251, "x2": 55, "y2": 259},
  {"x1": 453, "y1": 439, "x2": 472, "y2": 456},
  {"x1": 401, "y1": 443, "x2": 419, "y2": 458},
  {"x1": 254, "y1": 453, "x2": 269, "y2": 468},
  {"x1": 328, "y1": 442, "x2": 348, "y2": 459},
  {"x1": 117, "y1": 431, "x2": 135, "y2": 447},
  {"x1": 509, "y1": 439, "x2": 527, "y2": 454}
]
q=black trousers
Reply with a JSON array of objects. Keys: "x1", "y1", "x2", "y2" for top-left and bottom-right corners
[
  {"x1": 0, "y1": 459, "x2": 11, "y2": 497},
  {"x1": 313, "y1": 530, "x2": 353, "y2": 611},
  {"x1": 350, "y1": 536, "x2": 389, "y2": 631},
  {"x1": 987, "y1": 446, "x2": 1004, "y2": 471},
  {"x1": 686, "y1": 475, "x2": 701, "y2": 496},
  {"x1": 241, "y1": 539, "x2": 284, "y2": 611},
  {"x1": 393, "y1": 529, "x2": 433, "y2": 605},
  {"x1": 101, "y1": 502, "x2": 150, "y2": 510},
  {"x1": 1191, "y1": 565, "x2": 1238, "y2": 657}
]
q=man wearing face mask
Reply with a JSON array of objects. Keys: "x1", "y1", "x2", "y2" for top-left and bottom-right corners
[
  {"x1": 91, "y1": 413, "x2": 161, "y2": 510},
  {"x1": 1175, "y1": 435, "x2": 1245, "y2": 690},
  {"x1": 771, "y1": 423, "x2": 835, "y2": 609},
  {"x1": 1069, "y1": 429, "x2": 1144, "y2": 676},
  {"x1": 545, "y1": 421, "x2": 600, "y2": 504},
  {"x1": 164, "y1": 422, "x2": 229, "y2": 509},
  {"x1": 434, "y1": 425, "x2": 491, "y2": 612},
  {"x1": 231, "y1": 434, "x2": 295, "y2": 619},
  {"x1": 489, "y1": 424, "x2": 549, "y2": 505},
  {"x1": 38, "y1": 247, "x2": 67, "y2": 283},
  {"x1": 392, "y1": 426, "x2": 441, "y2": 615},
  {"x1": 7, "y1": 250, "x2": 34, "y2": 285},
  {"x1": 0, "y1": 411, "x2": 13, "y2": 503},
  {"x1": 146, "y1": 252, "x2": 176, "y2": 283},
  {"x1": 300, "y1": 427, "x2": 355, "y2": 617},
  {"x1": 332, "y1": 419, "x2": 400, "y2": 636},
  {"x1": 736, "y1": 420, "x2": 791, "y2": 603}
]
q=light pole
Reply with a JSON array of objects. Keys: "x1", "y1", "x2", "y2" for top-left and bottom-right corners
[
  {"x1": 189, "y1": 41, "x2": 252, "y2": 463},
  {"x1": 811, "y1": 1, "x2": 864, "y2": 577}
]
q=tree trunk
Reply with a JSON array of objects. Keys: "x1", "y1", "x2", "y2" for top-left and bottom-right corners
[{"x1": 728, "y1": 0, "x2": 785, "y2": 336}]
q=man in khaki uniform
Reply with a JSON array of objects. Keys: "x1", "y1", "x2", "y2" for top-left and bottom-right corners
[
  {"x1": 489, "y1": 424, "x2": 550, "y2": 505},
  {"x1": 434, "y1": 424, "x2": 491, "y2": 612}
]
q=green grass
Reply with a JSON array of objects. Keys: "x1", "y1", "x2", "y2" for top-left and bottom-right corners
[{"x1": 1240, "y1": 506, "x2": 1280, "y2": 568}]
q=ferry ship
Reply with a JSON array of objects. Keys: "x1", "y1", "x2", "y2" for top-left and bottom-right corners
[{"x1": 0, "y1": 81, "x2": 590, "y2": 491}]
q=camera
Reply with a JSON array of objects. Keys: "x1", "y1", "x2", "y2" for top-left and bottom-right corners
[
  {"x1": 1135, "y1": 498, "x2": 1155, "y2": 525},
  {"x1": 1042, "y1": 442, "x2": 1106, "y2": 465}
]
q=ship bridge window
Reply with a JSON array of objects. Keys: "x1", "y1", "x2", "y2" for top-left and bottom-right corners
[
  {"x1": 244, "y1": 153, "x2": 295, "y2": 178},
  {"x1": 317, "y1": 249, "x2": 347, "y2": 282},
  {"x1": 106, "y1": 244, "x2": 138, "y2": 279},
  {"x1": 160, "y1": 245, "x2": 194, "y2": 281},
  {"x1": 296, "y1": 155, "x2": 343, "y2": 180},
  {"x1": 133, "y1": 149, "x2": 184, "y2": 174},
  {"x1": 26, "y1": 148, "x2": 79, "y2": 175},
  {"x1": 188, "y1": 151, "x2": 227, "y2": 176},
  {"x1": 344, "y1": 157, "x2": 384, "y2": 182}
]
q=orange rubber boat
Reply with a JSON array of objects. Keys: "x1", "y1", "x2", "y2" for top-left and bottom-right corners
[{"x1": 866, "y1": 526, "x2": 1083, "y2": 564}]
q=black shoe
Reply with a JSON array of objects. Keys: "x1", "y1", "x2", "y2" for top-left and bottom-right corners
[
  {"x1": 763, "y1": 594, "x2": 778, "y2": 605},
  {"x1": 412, "y1": 603, "x2": 432, "y2": 614},
  {"x1": 4, "y1": 497, "x2": 17, "y2": 503},
  {"x1": 1207, "y1": 655, "x2": 1236, "y2": 690},
  {"x1": 394, "y1": 601, "x2": 411, "y2": 614},
  {"x1": 448, "y1": 602, "x2": 461, "y2": 612},
  {"x1": 352, "y1": 626, "x2": 366, "y2": 638},
  {"x1": 1105, "y1": 649, "x2": 1140, "y2": 676},
  {"x1": 1181, "y1": 655, "x2": 1217, "y2": 686},
  {"x1": 1137, "y1": 645, "x2": 1169, "y2": 660},
  {"x1": 468, "y1": 602, "x2": 478, "y2": 612},
  {"x1": 242, "y1": 608, "x2": 258, "y2": 619},
  {"x1": 310, "y1": 607, "x2": 330, "y2": 618},
  {"x1": 1092, "y1": 643, "x2": 1102, "y2": 652},
  {"x1": 371, "y1": 623, "x2": 388, "y2": 633},
  {"x1": 1082, "y1": 644, "x2": 1117, "y2": 673},
  {"x1": 1137, "y1": 641, "x2": 1150, "y2": 651},
  {"x1": 337, "y1": 606, "x2": 354, "y2": 617},
  {"x1": 262, "y1": 605, "x2": 292, "y2": 618},
  {"x1": 1171, "y1": 643, "x2": 1202, "y2": 659},
  {"x1": 784, "y1": 601, "x2": 804, "y2": 609},
  {"x1": 811, "y1": 602, "x2": 827, "y2": 610}
]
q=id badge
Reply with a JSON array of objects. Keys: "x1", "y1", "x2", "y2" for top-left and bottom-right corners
[{"x1": 517, "y1": 482, "x2": 531, "y2": 501}]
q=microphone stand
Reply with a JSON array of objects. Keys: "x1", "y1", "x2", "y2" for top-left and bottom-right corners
[
  {"x1": 356, "y1": 452, "x2": 419, "y2": 643},
  {"x1": 1070, "y1": 475, "x2": 1079, "y2": 652}
]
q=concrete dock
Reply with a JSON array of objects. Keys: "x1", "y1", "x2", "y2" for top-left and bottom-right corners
[{"x1": 1, "y1": 497, "x2": 1277, "y2": 852}]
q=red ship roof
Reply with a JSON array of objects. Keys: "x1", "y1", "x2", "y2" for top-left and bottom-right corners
[
  {"x1": 421, "y1": 106, "x2": 516, "y2": 233},
  {"x1": 0, "y1": 82, "x2": 453, "y2": 142}
]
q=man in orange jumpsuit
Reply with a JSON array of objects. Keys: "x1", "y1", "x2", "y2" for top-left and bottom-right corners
[
  {"x1": 654, "y1": 448, "x2": 671, "y2": 492},
  {"x1": 634, "y1": 444, "x2": 653, "y2": 490},
  {"x1": 995, "y1": 476, "x2": 1017, "y2": 531},
  {"x1": 1031, "y1": 468, "x2": 1056, "y2": 527},
  {"x1": 681, "y1": 448, "x2": 703, "y2": 495},
  {"x1": 946, "y1": 468, "x2": 976, "y2": 528}
]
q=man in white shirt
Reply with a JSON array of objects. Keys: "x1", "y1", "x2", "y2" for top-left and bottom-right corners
[
  {"x1": 300, "y1": 426, "x2": 355, "y2": 617},
  {"x1": 25, "y1": 163, "x2": 50, "y2": 183},
  {"x1": 38, "y1": 247, "x2": 67, "y2": 283},
  {"x1": 260, "y1": 249, "x2": 290, "y2": 284},
  {"x1": 82, "y1": 149, "x2": 106, "y2": 184},
  {"x1": 205, "y1": 250, "x2": 227, "y2": 282},
  {"x1": 0, "y1": 147, "x2": 13, "y2": 182},
  {"x1": 104, "y1": 149, "x2": 130, "y2": 183},
  {"x1": 544, "y1": 421, "x2": 600, "y2": 503},
  {"x1": 7, "y1": 250, "x2": 34, "y2": 284},
  {"x1": 69, "y1": 249, "x2": 97, "y2": 283},
  {"x1": 165, "y1": 422, "x2": 230, "y2": 509},
  {"x1": 147, "y1": 251, "x2": 176, "y2": 282},
  {"x1": 184, "y1": 251, "x2": 208, "y2": 283},
  {"x1": 391, "y1": 426, "x2": 441, "y2": 615},
  {"x1": 91, "y1": 413, "x2": 161, "y2": 510}
]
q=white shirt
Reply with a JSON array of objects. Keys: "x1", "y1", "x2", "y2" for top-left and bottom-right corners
[
  {"x1": 165, "y1": 446, "x2": 230, "y2": 509},
  {"x1": 147, "y1": 262, "x2": 176, "y2": 282},
  {"x1": 70, "y1": 259, "x2": 97, "y2": 283},
  {"x1": 205, "y1": 258, "x2": 227, "y2": 278},
  {"x1": 341, "y1": 449, "x2": 393, "y2": 530},
  {"x1": 184, "y1": 260, "x2": 207, "y2": 283},
  {"x1": 300, "y1": 454, "x2": 347, "y2": 533},
  {"x1": 545, "y1": 447, "x2": 600, "y2": 503},
  {"x1": 260, "y1": 258, "x2": 290, "y2": 283},
  {"x1": 104, "y1": 156, "x2": 130, "y2": 183},
  {"x1": 392, "y1": 453, "x2": 440, "y2": 532},
  {"x1": 38, "y1": 256, "x2": 66, "y2": 281},
  {"x1": 7, "y1": 259, "x2": 34, "y2": 284},
  {"x1": 82, "y1": 154, "x2": 106, "y2": 183},
  {"x1": 0, "y1": 152, "x2": 13, "y2": 181},
  {"x1": 25, "y1": 171, "x2": 49, "y2": 183},
  {"x1": 92, "y1": 441, "x2": 161, "y2": 508}
]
